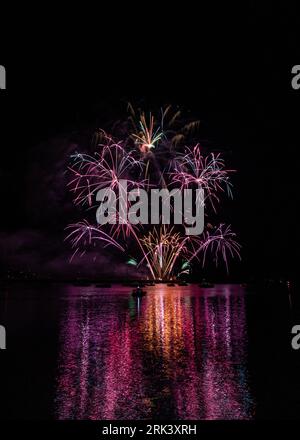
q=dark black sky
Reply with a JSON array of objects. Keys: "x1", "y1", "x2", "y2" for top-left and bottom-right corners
[{"x1": 0, "y1": 3, "x2": 299, "y2": 280}]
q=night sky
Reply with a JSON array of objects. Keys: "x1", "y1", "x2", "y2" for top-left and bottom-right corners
[{"x1": 0, "y1": 4, "x2": 299, "y2": 281}]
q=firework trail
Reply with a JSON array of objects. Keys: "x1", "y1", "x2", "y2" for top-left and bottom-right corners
[
  {"x1": 139, "y1": 226, "x2": 189, "y2": 280},
  {"x1": 65, "y1": 220, "x2": 125, "y2": 261},
  {"x1": 187, "y1": 223, "x2": 241, "y2": 273},
  {"x1": 132, "y1": 113, "x2": 164, "y2": 154}
]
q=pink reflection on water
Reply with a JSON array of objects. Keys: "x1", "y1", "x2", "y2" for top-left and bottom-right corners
[{"x1": 55, "y1": 285, "x2": 254, "y2": 419}]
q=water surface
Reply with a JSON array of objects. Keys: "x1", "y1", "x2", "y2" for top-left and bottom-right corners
[{"x1": 52, "y1": 284, "x2": 254, "y2": 419}]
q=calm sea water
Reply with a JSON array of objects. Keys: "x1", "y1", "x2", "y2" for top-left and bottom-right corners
[{"x1": 0, "y1": 283, "x2": 297, "y2": 420}]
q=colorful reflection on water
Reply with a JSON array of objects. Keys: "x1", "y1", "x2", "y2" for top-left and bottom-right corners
[{"x1": 55, "y1": 285, "x2": 255, "y2": 419}]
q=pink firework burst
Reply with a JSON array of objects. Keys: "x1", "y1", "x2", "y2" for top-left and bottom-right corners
[
  {"x1": 68, "y1": 133, "x2": 146, "y2": 207},
  {"x1": 170, "y1": 145, "x2": 234, "y2": 211},
  {"x1": 65, "y1": 220, "x2": 125, "y2": 261}
]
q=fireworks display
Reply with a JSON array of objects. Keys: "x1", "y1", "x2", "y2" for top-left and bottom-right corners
[{"x1": 66, "y1": 106, "x2": 241, "y2": 279}]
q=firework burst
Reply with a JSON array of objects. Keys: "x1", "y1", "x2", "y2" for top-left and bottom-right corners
[
  {"x1": 187, "y1": 223, "x2": 241, "y2": 272},
  {"x1": 170, "y1": 145, "x2": 234, "y2": 210},
  {"x1": 68, "y1": 135, "x2": 146, "y2": 207},
  {"x1": 65, "y1": 220, "x2": 125, "y2": 261},
  {"x1": 66, "y1": 106, "x2": 240, "y2": 279},
  {"x1": 132, "y1": 113, "x2": 164, "y2": 154},
  {"x1": 139, "y1": 226, "x2": 189, "y2": 280}
]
